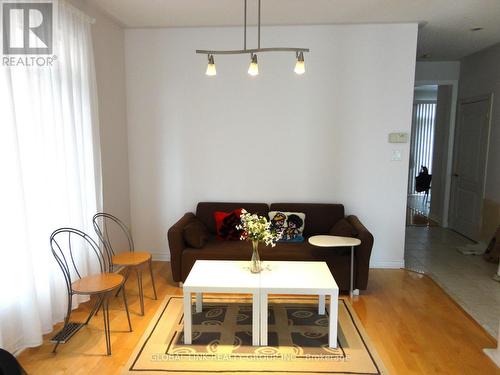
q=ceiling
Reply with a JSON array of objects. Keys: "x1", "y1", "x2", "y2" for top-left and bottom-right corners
[{"x1": 90, "y1": 0, "x2": 500, "y2": 60}]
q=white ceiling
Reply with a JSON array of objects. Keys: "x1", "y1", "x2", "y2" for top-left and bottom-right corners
[{"x1": 90, "y1": 0, "x2": 500, "y2": 60}]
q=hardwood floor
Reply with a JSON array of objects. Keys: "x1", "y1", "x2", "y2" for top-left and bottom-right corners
[{"x1": 17, "y1": 262, "x2": 500, "y2": 375}]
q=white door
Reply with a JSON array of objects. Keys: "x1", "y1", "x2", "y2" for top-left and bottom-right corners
[{"x1": 449, "y1": 96, "x2": 492, "y2": 240}]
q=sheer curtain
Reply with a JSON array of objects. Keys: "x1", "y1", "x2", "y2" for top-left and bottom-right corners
[{"x1": 0, "y1": 1, "x2": 102, "y2": 353}]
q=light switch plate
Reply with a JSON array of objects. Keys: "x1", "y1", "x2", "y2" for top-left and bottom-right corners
[
  {"x1": 391, "y1": 150, "x2": 402, "y2": 161},
  {"x1": 388, "y1": 132, "x2": 409, "y2": 143}
]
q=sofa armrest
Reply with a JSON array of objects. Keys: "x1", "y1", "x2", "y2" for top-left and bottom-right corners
[
  {"x1": 346, "y1": 215, "x2": 374, "y2": 290},
  {"x1": 167, "y1": 212, "x2": 196, "y2": 282}
]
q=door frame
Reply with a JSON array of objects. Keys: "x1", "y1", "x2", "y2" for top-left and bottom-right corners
[
  {"x1": 413, "y1": 79, "x2": 458, "y2": 227},
  {"x1": 448, "y1": 93, "x2": 494, "y2": 239}
]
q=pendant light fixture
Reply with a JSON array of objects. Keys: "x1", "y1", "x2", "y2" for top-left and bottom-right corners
[
  {"x1": 294, "y1": 51, "x2": 305, "y2": 75},
  {"x1": 197, "y1": 0, "x2": 309, "y2": 76},
  {"x1": 205, "y1": 54, "x2": 216, "y2": 76},
  {"x1": 248, "y1": 53, "x2": 259, "y2": 76}
]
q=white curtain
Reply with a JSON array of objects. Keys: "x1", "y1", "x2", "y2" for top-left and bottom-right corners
[{"x1": 0, "y1": 1, "x2": 102, "y2": 353}]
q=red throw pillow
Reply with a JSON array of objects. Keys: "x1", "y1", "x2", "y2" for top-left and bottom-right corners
[{"x1": 214, "y1": 209, "x2": 243, "y2": 240}]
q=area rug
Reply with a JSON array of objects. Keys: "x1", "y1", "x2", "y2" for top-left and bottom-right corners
[{"x1": 123, "y1": 295, "x2": 388, "y2": 375}]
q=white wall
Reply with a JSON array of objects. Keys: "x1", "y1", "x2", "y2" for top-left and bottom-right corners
[
  {"x1": 415, "y1": 61, "x2": 460, "y2": 82},
  {"x1": 460, "y1": 42, "x2": 500, "y2": 204},
  {"x1": 69, "y1": 0, "x2": 131, "y2": 230},
  {"x1": 125, "y1": 24, "x2": 418, "y2": 266},
  {"x1": 414, "y1": 85, "x2": 438, "y2": 101},
  {"x1": 429, "y1": 85, "x2": 453, "y2": 224}
]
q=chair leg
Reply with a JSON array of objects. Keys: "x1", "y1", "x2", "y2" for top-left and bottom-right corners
[
  {"x1": 114, "y1": 268, "x2": 130, "y2": 298},
  {"x1": 121, "y1": 285, "x2": 133, "y2": 332},
  {"x1": 85, "y1": 295, "x2": 103, "y2": 325},
  {"x1": 149, "y1": 258, "x2": 158, "y2": 300},
  {"x1": 136, "y1": 268, "x2": 144, "y2": 316},
  {"x1": 102, "y1": 296, "x2": 111, "y2": 355},
  {"x1": 53, "y1": 294, "x2": 73, "y2": 353}
]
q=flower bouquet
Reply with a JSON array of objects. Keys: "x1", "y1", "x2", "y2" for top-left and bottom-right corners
[{"x1": 237, "y1": 209, "x2": 283, "y2": 273}]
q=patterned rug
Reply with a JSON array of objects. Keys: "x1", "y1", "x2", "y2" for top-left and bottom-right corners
[{"x1": 123, "y1": 295, "x2": 388, "y2": 374}]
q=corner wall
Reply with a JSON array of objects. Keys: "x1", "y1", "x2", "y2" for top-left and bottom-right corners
[{"x1": 125, "y1": 24, "x2": 418, "y2": 266}]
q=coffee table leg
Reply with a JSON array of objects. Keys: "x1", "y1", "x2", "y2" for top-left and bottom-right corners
[
  {"x1": 252, "y1": 292, "x2": 260, "y2": 346},
  {"x1": 350, "y1": 246, "x2": 354, "y2": 298},
  {"x1": 329, "y1": 291, "x2": 338, "y2": 348},
  {"x1": 318, "y1": 295, "x2": 326, "y2": 315},
  {"x1": 195, "y1": 293, "x2": 202, "y2": 313},
  {"x1": 260, "y1": 292, "x2": 268, "y2": 346},
  {"x1": 183, "y1": 291, "x2": 192, "y2": 344}
]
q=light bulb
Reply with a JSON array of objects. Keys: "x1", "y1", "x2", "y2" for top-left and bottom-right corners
[
  {"x1": 206, "y1": 54, "x2": 216, "y2": 76},
  {"x1": 294, "y1": 52, "x2": 305, "y2": 75},
  {"x1": 248, "y1": 54, "x2": 259, "y2": 76}
]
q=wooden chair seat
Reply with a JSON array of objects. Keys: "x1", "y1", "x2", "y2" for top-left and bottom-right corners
[
  {"x1": 112, "y1": 251, "x2": 151, "y2": 266},
  {"x1": 71, "y1": 273, "x2": 124, "y2": 295}
]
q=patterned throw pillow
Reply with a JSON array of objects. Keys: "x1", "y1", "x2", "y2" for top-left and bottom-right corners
[
  {"x1": 269, "y1": 211, "x2": 306, "y2": 242},
  {"x1": 214, "y1": 209, "x2": 244, "y2": 240}
]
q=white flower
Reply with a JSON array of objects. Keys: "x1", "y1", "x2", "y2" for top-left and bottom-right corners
[{"x1": 238, "y1": 210, "x2": 282, "y2": 246}]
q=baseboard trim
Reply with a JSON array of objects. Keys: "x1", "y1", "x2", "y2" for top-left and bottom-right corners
[
  {"x1": 151, "y1": 253, "x2": 170, "y2": 261},
  {"x1": 370, "y1": 260, "x2": 405, "y2": 269}
]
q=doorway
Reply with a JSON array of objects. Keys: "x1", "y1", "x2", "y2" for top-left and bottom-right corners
[{"x1": 406, "y1": 85, "x2": 439, "y2": 227}]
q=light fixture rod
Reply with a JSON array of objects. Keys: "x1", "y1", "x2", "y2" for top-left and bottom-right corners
[
  {"x1": 258, "y1": 0, "x2": 261, "y2": 49},
  {"x1": 196, "y1": 47, "x2": 309, "y2": 55},
  {"x1": 244, "y1": 0, "x2": 247, "y2": 50}
]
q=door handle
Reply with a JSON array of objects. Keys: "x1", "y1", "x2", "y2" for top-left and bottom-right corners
[{"x1": 453, "y1": 173, "x2": 459, "y2": 177}]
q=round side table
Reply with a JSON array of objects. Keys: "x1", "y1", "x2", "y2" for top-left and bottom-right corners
[{"x1": 308, "y1": 235, "x2": 361, "y2": 297}]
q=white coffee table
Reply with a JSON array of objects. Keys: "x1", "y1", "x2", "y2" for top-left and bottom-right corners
[
  {"x1": 259, "y1": 261, "x2": 339, "y2": 348},
  {"x1": 182, "y1": 260, "x2": 261, "y2": 345},
  {"x1": 308, "y1": 235, "x2": 361, "y2": 297}
]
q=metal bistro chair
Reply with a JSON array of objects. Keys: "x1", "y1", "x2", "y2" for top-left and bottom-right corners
[
  {"x1": 50, "y1": 228, "x2": 132, "y2": 355},
  {"x1": 93, "y1": 213, "x2": 157, "y2": 316}
]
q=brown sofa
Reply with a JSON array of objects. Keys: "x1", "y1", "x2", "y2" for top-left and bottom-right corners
[{"x1": 168, "y1": 202, "x2": 374, "y2": 292}]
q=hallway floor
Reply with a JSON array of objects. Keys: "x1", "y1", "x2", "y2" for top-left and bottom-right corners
[
  {"x1": 406, "y1": 194, "x2": 439, "y2": 227},
  {"x1": 405, "y1": 226, "x2": 500, "y2": 337}
]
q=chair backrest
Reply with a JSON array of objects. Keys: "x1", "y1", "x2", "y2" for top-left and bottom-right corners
[
  {"x1": 50, "y1": 228, "x2": 106, "y2": 294},
  {"x1": 92, "y1": 213, "x2": 134, "y2": 259}
]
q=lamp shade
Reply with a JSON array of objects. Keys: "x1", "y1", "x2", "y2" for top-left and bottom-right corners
[
  {"x1": 294, "y1": 52, "x2": 305, "y2": 75},
  {"x1": 206, "y1": 54, "x2": 216, "y2": 76},
  {"x1": 248, "y1": 54, "x2": 259, "y2": 76}
]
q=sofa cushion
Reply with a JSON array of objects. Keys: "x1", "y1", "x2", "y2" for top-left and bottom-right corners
[
  {"x1": 329, "y1": 218, "x2": 358, "y2": 238},
  {"x1": 183, "y1": 219, "x2": 210, "y2": 249},
  {"x1": 196, "y1": 202, "x2": 269, "y2": 234},
  {"x1": 270, "y1": 203, "x2": 344, "y2": 237},
  {"x1": 183, "y1": 236, "x2": 350, "y2": 261}
]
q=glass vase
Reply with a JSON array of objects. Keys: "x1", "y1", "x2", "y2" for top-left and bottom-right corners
[{"x1": 250, "y1": 240, "x2": 262, "y2": 273}]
